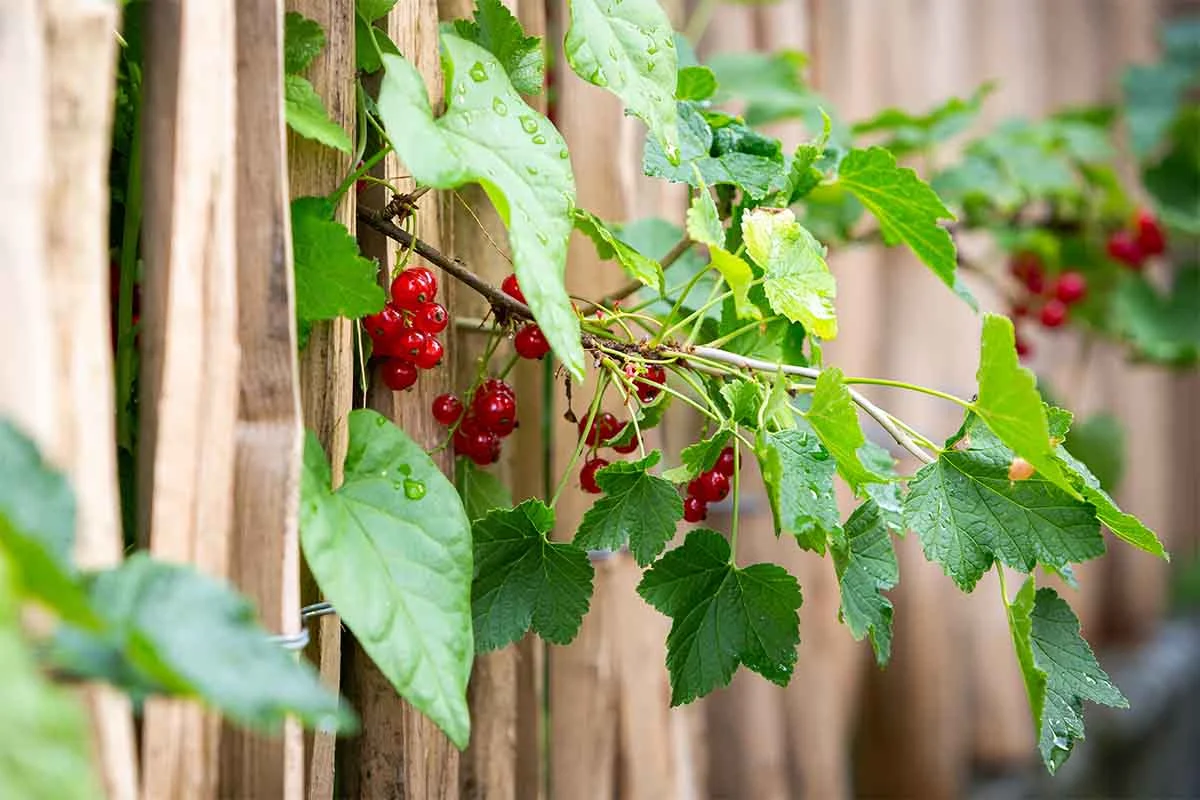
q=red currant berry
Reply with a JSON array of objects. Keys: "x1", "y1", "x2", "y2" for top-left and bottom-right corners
[
  {"x1": 580, "y1": 458, "x2": 609, "y2": 494},
  {"x1": 1009, "y1": 252, "x2": 1041, "y2": 282},
  {"x1": 514, "y1": 324, "x2": 550, "y2": 359},
  {"x1": 595, "y1": 412, "x2": 621, "y2": 444},
  {"x1": 412, "y1": 302, "x2": 449, "y2": 334},
  {"x1": 686, "y1": 477, "x2": 703, "y2": 498},
  {"x1": 714, "y1": 446, "x2": 735, "y2": 477},
  {"x1": 414, "y1": 336, "x2": 444, "y2": 370},
  {"x1": 501, "y1": 273, "x2": 526, "y2": 304},
  {"x1": 474, "y1": 391, "x2": 517, "y2": 437},
  {"x1": 386, "y1": 328, "x2": 429, "y2": 361},
  {"x1": 683, "y1": 495, "x2": 708, "y2": 523},
  {"x1": 1010, "y1": 302, "x2": 1030, "y2": 320},
  {"x1": 432, "y1": 393, "x2": 463, "y2": 426},
  {"x1": 479, "y1": 378, "x2": 516, "y2": 401},
  {"x1": 696, "y1": 470, "x2": 730, "y2": 503},
  {"x1": 363, "y1": 305, "x2": 406, "y2": 342},
  {"x1": 459, "y1": 413, "x2": 485, "y2": 436},
  {"x1": 578, "y1": 417, "x2": 600, "y2": 447},
  {"x1": 380, "y1": 359, "x2": 419, "y2": 391},
  {"x1": 634, "y1": 364, "x2": 666, "y2": 403},
  {"x1": 455, "y1": 428, "x2": 501, "y2": 466},
  {"x1": 1039, "y1": 299, "x2": 1068, "y2": 329},
  {"x1": 1015, "y1": 332, "x2": 1033, "y2": 361},
  {"x1": 391, "y1": 268, "x2": 437, "y2": 310},
  {"x1": 611, "y1": 424, "x2": 640, "y2": 454},
  {"x1": 1133, "y1": 209, "x2": 1166, "y2": 256},
  {"x1": 1107, "y1": 230, "x2": 1144, "y2": 270},
  {"x1": 1053, "y1": 271, "x2": 1087, "y2": 305}
]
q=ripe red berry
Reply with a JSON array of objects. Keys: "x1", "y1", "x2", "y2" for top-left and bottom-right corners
[
  {"x1": 595, "y1": 412, "x2": 622, "y2": 443},
  {"x1": 1133, "y1": 209, "x2": 1166, "y2": 256},
  {"x1": 514, "y1": 324, "x2": 550, "y2": 359},
  {"x1": 1107, "y1": 230, "x2": 1145, "y2": 270},
  {"x1": 501, "y1": 273, "x2": 526, "y2": 304},
  {"x1": 580, "y1": 458, "x2": 608, "y2": 494},
  {"x1": 683, "y1": 496, "x2": 708, "y2": 523},
  {"x1": 578, "y1": 417, "x2": 600, "y2": 447},
  {"x1": 432, "y1": 393, "x2": 463, "y2": 426},
  {"x1": 1015, "y1": 332, "x2": 1033, "y2": 360},
  {"x1": 413, "y1": 302, "x2": 449, "y2": 334},
  {"x1": 1009, "y1": 251, "x2": 1043, "y2": 285},
  {"x1": 686, "y1": 477, "x2": 703, "y2": 498},
  {"x1": 387, "y1": 328, "x2": 429, "y2": 361},
  {"x1": 391, "y1": 268, "x2": 437, "y2": 310},
  {"x1": 634, "y1": 364, "x2": 666, "y2": 403},
  {"x1": 1039, "y1": 299, "x2": 1068, "y2": 329},
  {"x1": 611, "y1": 424, "x2": 640, "y2": 454},
  {"x1": 1053, "y1": 271, "x2": 1087, "y2": 305},
  {"x1": 455, "y1": 428, "x2": 501, "y2": 466},
  {"x1": 478, "y1": 378, "x2": 515, "y2": 401},
  {"x1": 696, "y1": 470, "x2": 730, "y2": 503},
  {"x1": 1010, "y1": 302, "x2": 1030, "y2": 319},
  {"x1": 474, "y1": 391, "x2": 517, "y2": 437},
  {"x1": 380, "y1": 359, "x2": 418, "y2": 391},
  {"x1": 714, "y1": 446, "x2": 735, "y2": 477},
  {"x1": 414, "y1": 336, "x2": 444, "y2": 370},
  {"x1": 364, "y1": 305, "x2": 406, "y2": 342}
]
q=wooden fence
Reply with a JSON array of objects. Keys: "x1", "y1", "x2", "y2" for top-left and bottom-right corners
[{"x1": 2, "y1": 0, "x2": 1194, "y2": 798}]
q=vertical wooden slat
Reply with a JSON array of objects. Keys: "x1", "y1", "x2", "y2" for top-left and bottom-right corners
[
  {"x1": 137, "y1": 0, "x2": 239, "y2": 797},
  {"x1": 220, "y1": 0, "x2": 306, "y2": 796}
]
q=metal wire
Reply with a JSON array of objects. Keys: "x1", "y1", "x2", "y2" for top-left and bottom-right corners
[{"x1": 269, "y1": 602, "x2": 339, "y2": 651}]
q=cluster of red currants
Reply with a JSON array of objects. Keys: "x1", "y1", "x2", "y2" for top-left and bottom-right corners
[
  {"x1": 500, "y1": 275, "x2": 552, "y2": 360},
  {"x1": 432, "y1": 378, "x2": 518, "y2": 466},
  {"x1": 363, "y1": 266, "x2": 448, "y2": 392},
  {"x1": 576, "y1": 412, "x2": 641, "y2": 493},
  {"x1": 1007, "y1": 253, "x2": 1088, "y2": 358},
  {"x1": 681, "y1": 447, "x2": 735, "y2": 523},
  {"x1": 1106, "y1": 209, "x2": 1167, "y2": 271}
]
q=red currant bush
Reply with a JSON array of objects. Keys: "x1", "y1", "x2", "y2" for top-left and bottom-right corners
[
  {"x1": 514, "y1": 324, "x2": 550, "y2": 359},
  {"x1": 391, "y1": 266, "x2": 438, "y2": 309},
  {"x1": 634, "y1": 364, "x2": 666, "y2": 403}
]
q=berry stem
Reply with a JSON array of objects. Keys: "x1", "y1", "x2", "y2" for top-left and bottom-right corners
[
  {"x1": 728, "y1": 438, "x2": 740, "y2": 565},
  {"x1": 550, "y1": 373, "x2": 609, "y2": 508},
  {"x1": 329, "y1": 143, "x2": 392, "y2": 205}
]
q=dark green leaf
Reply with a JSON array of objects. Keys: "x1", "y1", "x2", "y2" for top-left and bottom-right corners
[
  {"x1": 575, "y1": 451, "x2": 682, "y2": 565},
  {"x1": 831, "y1": 500, "x2": 898, "y2": 664},
  {"x1": 284, "y1": 75, "x2": 352, "y2": 152},
  {"x1": 676, "y1": 66, "x2": 717, "y2": 101},
  {"x1": 1111, "y1": 267, "x2": 1200, "y2": 366},
  {"x1": 284, "y1": 11, "x2": 326, "y2": 75},
  {"x1": 1122, "y1": 63, "x2": 1192, "y2": 158},
  {"x1": 755, "y1": 428, "x2": 839, "y2": 552},
  {"x1": 574, "y1": 208, "x2": 663, "y2": 291},
  {"x1": 456, "y1": 458, "x2": 513, "y2": 522},
  {"x1": 357, "y1": 0, "x2": 398, "y2": 22},
  {"x1": 291, "y1": 197, "x2": 385, "y2": 324},
  {"x1": 355, "y1": 14, "x2": 401, "y2": 74},
  {"x1": 663, "y1": 431, "x2": 731, "y2": 484},
  {"x1": 805, "y1": 368, "x2": 885, "y2": 492},
  {"x1": 1063, "y1": 414, "x2": 1124, "y2": 492},
  {"x1": 858, "y1": 442, "x2": 903, "y2": 530},
  {"x1": 452, "y1": 0, "x2": 545, "y2": 95}
]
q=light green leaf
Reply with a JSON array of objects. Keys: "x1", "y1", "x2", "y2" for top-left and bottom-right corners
[
  {"x1": 284, "y1": 11, "x2": 326, "y2": 75},
  {"x1": 837, "y1": 146, "x2": 959, "y2": 294},
  {"x1": 1063, "y1": 414, "x2": 1124, "y2": 493},
  {"x1": 472, "y1": 499, "x2": 594, "y2": 649},
  {"x1": 663, "y1": 431, "x2": 731, "y2": 484},
  {"x1": 451, "y1": 0, "x2": 545, "y2": 95},
  {"x1": 686, "y1": 185, "x2": 723, "y2": 248},
  {"x1": 858, "y1": 442, "x2": 903, "y2": 531},
  {"x1": 676, "y1": 65, "x2": 717, "y2": 101},
  {"x1": 358, "y1": 0, "x2": 398, "y2": 22},
  {"x1": 1111, "y1": 267, "x2": 1200, "y2": 366},
  {"x1": 852, "y1": 83, "x2": 994, "y2": 157},
  {"x1": 564, "y1": 0, "x2": 679, "y2": 160},
  {"x1": 638, "y1": 529, "x2": 803, "y2": 705},
  {"x1": 743, "y1": 207, "x2": 837, "y2": 339},
  {"x1": 685, "y1": 179, "x2": 760, "y2": 321},
  {"x1": 805, "y1": 369, "x2": 884, "y2": 491},
  {"x1": 720, "y1": 379, "x2": 764, "y2": 427},
  {"x1": 291, "y1": 197, "x2": 386, "y2": 324},
  {"x1": 831, "y1": 500, "x2": 898, "y2": 664},
  {"x1": 378, "y1": 40, "x2": 584, "y2": 379},
  {"x1": 456, "y1": 458, "x2": 513, "y2": 522},
  {"x1": 755, "y1": 428, "x2": 839, "y2": 552},
  {"x1": 284, "y1": 75, "x2": 352, "y2": 153},
  {"x1": 573, "y1": 208, "x2": 663, "y2": 291},
  {"x1": 575, "y1": 451, "x2": 682, "y2": 565},
  {"x1": 301, "y1": 410, "x2": 474, "y2": 748},
  {"x1": 1055, "y1": 444, "x2": 1167, "y2": 561}
]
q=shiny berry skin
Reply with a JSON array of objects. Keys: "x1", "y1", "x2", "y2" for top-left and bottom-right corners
[
  {"x1": 1133, "y1": 209, "x2": 1166, "y2": 256},
  {"x1": 1107, "y1": 230, "x2": 1145, "y2": 269},
  {"x1": 388, "y1": 328, "x2": 429, "y2": 361},
  {"x1": 414, "y1": 336, "x2": 444, "y2": 370},
  {"x1": 455, "y1": 428, "x2": 501, "y2": 466},
  {"x1": 458, "y1": 413, "x2": 485, "y2": 436},
  {"x1": 683, "y1": 496, "x2": 708, "y2": 523},
  {"x1": 714, "y1": 446, "x2": 735, "y2": 477},
  {"x1": 412, "y1": 302, "x2": 449, "y2": 334},
  {"x1": 1015, "y1": 332, "x2": 1033, "y2": 360},
  {"x1": 1053, "y1": 271, "x2": 1087, "y2": 305},
  {"x1": 1039, "y1": 299, "x2": 1068, "y2": 329},
  {"x1": 391, "y1": 268, "x2": 437, "y2": 310},
  {"x1": 501, "y1": 274, "x2": 526, "y2": 304},
  {"x1": 479, "y1": 378, "x2": 515, "y2": 400},
  {"x1": 474, "y1": 391, "x2": 517, "y2": 437},
  {"x1": 380, "y1": 359, "x2": 419, "y2": 391},
  {"x1": 612, "y1": 424, "x2": 640, "y2": 454},
  {"x1": 364, "y1": 305, "x2": 406, "y2": 342},
  {"x1": 686, "y1": 477, "x2": 703, "y2": 498},
  {"x1": 578, "y1": 417, "x2": 600, "y2": 447},
  {"x1": 432, "y1": 393, "x2": 463, "y2": 426},
  {"x1": 580, "y1": 458, "x2": 608, "y2": 494},
  {"x1": 634, "y1": 364, "x2": 666, "y2": 403},
  {"x1": 514, "y1": 324, "x2": 550, "y2": 359},
  {"x1": 696, "y1": 470, "x2": 730, "y2": 503},
  {"x1": 595, "y1": 412, "x2": 622, "y2": 443}
]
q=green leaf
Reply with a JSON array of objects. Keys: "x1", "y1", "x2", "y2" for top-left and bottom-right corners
[
  {"x1": 284, "y1": 75, "x2": 352, "y2": 153},
  {"x1": 706, "y1": 50, "x2": 837, "y2": 133},
  {"x1": 564, "y1": 0, "x2": 679, "y2": 160},
  {"x1": 755, "y1": 428, "x2": 839, "y2": 552},
  {"x1": 902, "y1": 415, "x2": 1103, "y2": 592},
  {"x1": 355, "y1": 13, "x2": 401, "y2": 74},
  {"x1": 1111, "y1": 267, "x2": 1200, "y2": 366},
  {"x1": 451, "y1": 0, "x2": 545, "y2": 96},
  {"x1": 378, "y1": 40, "x2": 585, "y2": 379},
  {"x1": 770, "y1": 111, "x2": 831, "y2": 204},
  {"x1": 456, "y1": 458, "x2": 513, "y2": 522},
  {"x1": 831, "y1": 500, "x2": 898, "y2": 664},
  {"x1": 742, "y1": 208, "x2": 836, "y2": 339},
  {"x1": 686, "y1": 185, "x2": 723, "y2": 247},
  {"x1": 284, "y1": 11, "x2": 326, "y2": 75},
  {"x1": 638, "y1": 529, "x2": 802, "y2": 705},
  {"x1": 301, "y1": 410, "x2": 474, "y2": 748},
  {"x1": 676, "y1": 65, "x2": 717, "y2": 101},
  {"x1": 837, "y1": 146, "x2": 960, "y2": 295},
  {"x1": 685, "y1": 179, "x2": 760, "y2": 321},
  {"x1": 805, "y1": 368, "x2": 884, "y2": 492},
  {"x1": 663, "y1": 431, "x2": 731, "y2": 484},
  {"x1": 358, "y1": 0, "x2": 398, "y2": 22},
  {"x1": 1122, "y1": 63, "x2": 1192, "y2": 158},
  {"x1": 574, "y1": 452, "x2": 682, "y2": 565},
  {"x1": 1063, "y1": 414, "x2": 1124, "y2": 492},
  {"x1": 852, "y1": 83, "x2": 993, "y2": 157},
  {"x1": 859, "y1": 442, "x2": 903, "y2": 531},
  {"x1": 472, "y1": 499, "x2": 594, "y2": 649},
  {"x1": 291, "y1": 197, "x2": 386, "y2": 324},
  {"x1": 1007, "y1": 584, "x2": 1127, "y2": 773},
  {"x1": 975, "y1": 314, "x2": 1076, "y2": 497},
  {"x1": 573, "y1": 208, "x2": 663, "y2": 291},
  {"x1": 720, "y1": 379, "x2": 764, "y2": 427}
]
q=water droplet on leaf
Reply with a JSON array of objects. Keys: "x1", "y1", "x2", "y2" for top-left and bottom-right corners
[
  {"x1": 532, "y1": 134, "x2": 546, "y2": 145},
  {"x1": 403, "y1": 479, "x2": 427, "y2": 500},
  {"x1": 469, "y1": 62, "x2": 488, "y2": 82},
  {"x1": 519, "y1": 115, "x2": 538, "y2": 134},
  {"x1": 492, "y1": 97, "x2": 508, "y2": 115}
]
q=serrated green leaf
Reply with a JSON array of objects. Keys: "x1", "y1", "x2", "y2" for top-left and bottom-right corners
[
  {"x1": 452, "y1": 0, "x2": 545, "y2": 95},
  {"x1": 284, "y1": 75, "x2": 352, "y2": 153},
  {"x1": 291, "y1": 197, "x2": 386, "y2": 324},
  {"x1": 831, "y1": 500, "x2": 898, "y2": 664},
  {"x1": 301, "y1": 410, "x2": 473, "y2": 747},
  {"x1": 720, "y1": 379, "x2": 764, "y2": 427},
  {"x1": 356, "y1": 13, "x2": 401, "y2": 74},
  {"x1": 358, "y1": 0, "x2": 398, "y2": 22},
  {"x1": 975, "y1": 314, "x2": 1076, "y2": 498},
  {"x1": 805, "y1": 369, "x2": 884, "y2": 492},
  {"x1": 564, "y1": 0, "x2": 678, "y2": 160},
  {"x1": 456, "y1": 458, "x2": 513, "y2": 522},
  {"x1": 1007, "y1": 577, "x2": 1045, "y2": 736},
  {"x1": 378, "y1": 40, "x2": 585, "y2": 379},
  {"x1": 902, "y1": 416, "x2": 1103, "y2": 592},
  {"x1": 742, "y1": 208, "x2": 837, "y2": 339},
  {"x1": 573, "y1": 208, "x2": 663, "y2": 291},
  {"x1": 686, "y1": 180, "x2": 760, "y2": 321},
  {"x1": 837, "y1": 146, "x2": 960, "y2": 294},
  {"x1": 284, "y1": 11, "x2": 326, "y2": 75},
  {"x1": 663, "y1": 431, "x2": 731, "y2": 484},
  {"x1": 706, "y1": 50, "x2": 840, "y2": 134},
  {"x1": 472, "y1": 499, "x2": 594, "y2": 649},
  {"x1": 574, "y1": 452, "x2": 682, "y2": 565},
  {"x1": 1063, "y1": 414, "x2": 1124, "y2": 492},
  {"x1": 769, "y1": 111, "x2": 831, "y2": 204},
  {"x1": 676, "y1": 65, "x2": 717, "y2": 101},
  {"x1": 852, "y1": 83, "x2": 993, "y2": 157},
  {"x1": 638, "y1": 529, "x2": 802, "y2": 705},
  {"x1": 755, "y1": 428, "x2": 839, "y2": 552},
  {"x1": 686, "y1": 185, "x2": 723, "y2": 248},
  {"x1": 1055, "y1": 444, "x2": 1167, "y2": 561}
]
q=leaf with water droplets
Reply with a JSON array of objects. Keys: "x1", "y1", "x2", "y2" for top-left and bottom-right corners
[
  {"x1": 300, "y1": 409, "x2": 474, "y2": 748},
  {"x1": 754, "y1": 428, "x2": 839, "y2": 553},
  {"x1": 452, "y1": 0, "x2": 545, "y2": 95},
  {"x1": 831, "y1": 500, "x2": 898, "y2": 664},
  {"x1": 378, "y1": 36, "x2": 584, "y2": 380},
  {"x1": 638, "y1": 529, "x2": 803, "y2": 705}
]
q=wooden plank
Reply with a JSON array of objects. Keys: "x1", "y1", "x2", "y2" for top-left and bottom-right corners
[
  {"x1": 219, "y1": 0, "x2": 306, "y2": 796},
  {"x1": 136, "y1": 1, "x2": 239, "y2": 798}
]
